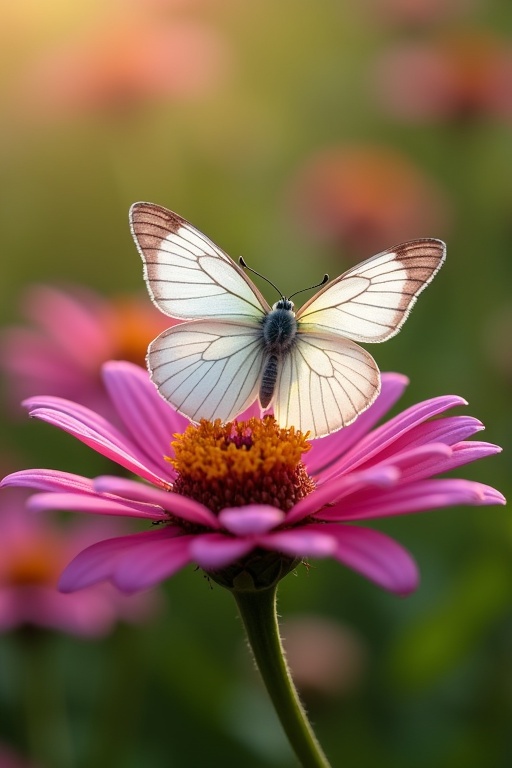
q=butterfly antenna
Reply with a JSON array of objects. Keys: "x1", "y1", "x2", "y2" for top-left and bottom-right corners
[
  {"x1": 288, "y1": 273, "x2": 329, "y2": 301},
  {"x1": 239, "y1": 256, "x2": 285, "y2": 301}
]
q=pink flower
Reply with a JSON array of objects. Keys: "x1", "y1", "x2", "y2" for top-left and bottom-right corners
[
  {"x1": 286, "y1": 145, "x2": 450, "y2": 258},
  {"x1": 281, "y1": 615, "x2": 367, "y2": 699},
  {"x1": 13, "y1": 5, "x2": 230, "y2": 123},
  {"x1": 1, "y1": 362, "x2": 504, "y2": 598},
  {"x1": 0, "y1": 284, "x2": 170, "y2": 418},
  {"x1": 0, "y1": 488, "x2": 159, "y2": 636},
  {"x1": 0, "y1": 743, "x2": 39, "y2": 768},
  {"x1": 373, "y1": 32, "x2": 512, "y2": 123}
]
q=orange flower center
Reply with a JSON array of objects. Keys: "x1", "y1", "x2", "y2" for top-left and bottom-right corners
[
  {"x1": 5, "y1": 540, "x2": 63, "y2": 587},
  {"x1": 107, "y1": 297, "x2": 170, "y2": 366},
  {"x1": 169, "y1": 416, "x2": 315, "y2": 514}
]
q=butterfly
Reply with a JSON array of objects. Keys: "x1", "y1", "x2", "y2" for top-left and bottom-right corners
[{"x1": 129, "y1": 202, "x2": 445, "y2": 439}]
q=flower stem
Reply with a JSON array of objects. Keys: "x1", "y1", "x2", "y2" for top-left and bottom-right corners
[{"x1": 232, "y1": 585, "x2": 331, "y2": 768}]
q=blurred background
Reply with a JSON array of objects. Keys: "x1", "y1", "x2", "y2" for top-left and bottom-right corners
[{"x1": 0, "y1": 0, "x2": 511, "y2": 766}]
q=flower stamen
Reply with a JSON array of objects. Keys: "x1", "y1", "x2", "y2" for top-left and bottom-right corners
[{"x1": 169, "y1": 416, "x2": 315, "y2": 514}]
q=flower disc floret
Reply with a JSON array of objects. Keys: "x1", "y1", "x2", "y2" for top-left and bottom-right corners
[{"x1": 170, "y1": 416, "x2": 315, "y2": 514}]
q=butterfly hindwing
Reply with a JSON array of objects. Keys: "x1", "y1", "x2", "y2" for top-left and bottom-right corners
[
  {"x1": 148, "y1": 320, "x2": 265, "y2": 423},
  {"x1": 296, "y1": 239, "x2": 445, "y2": 343},
  {"x1": 130, "y1": 202, "x2": 271, "y2": 323},
  {"x1": 272, "y1": 332, "x2": 381, "y2": 436}
]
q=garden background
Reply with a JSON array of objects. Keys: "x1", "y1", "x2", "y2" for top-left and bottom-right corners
[{"x1": 0, "y1": 1, "x2": 511, "y2": 766}]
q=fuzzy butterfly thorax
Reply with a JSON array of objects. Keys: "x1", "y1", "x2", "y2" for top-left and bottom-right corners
[
  {"x1": 261, "y1": 301, "x2": 297, "y2": 351},
  {"x1": 130, "y1": 202, "x2": 446, "y2": 438}
]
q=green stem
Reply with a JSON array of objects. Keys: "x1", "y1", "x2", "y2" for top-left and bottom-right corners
[{"x1": 232, "y1": 585, "x2": 331, "y2": 768}]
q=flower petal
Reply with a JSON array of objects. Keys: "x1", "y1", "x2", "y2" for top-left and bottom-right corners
[
  {"x1": 219, "y1": 505, "x2": 285, "y2": 535},
  {"x1": 0, "y1": 468, "x2": 94, "y2": 494},
  {"x1": 59, "y1": 528, "x2": 181, "y2": 592},
  {"x1": 319, "y1": 478, "x2": 506, "y2": 521},
  {"x1": 24, "y1": 396, "x2": 169, "y2": 486},
  {"x1": 326, "y1": 394, "x2": 468, "y2": 478},
  {"x1": 389, "y1": 441, "x2": 503, "y2": 483},
  {"x1": 286, "y1": 465, "x2": 400, "y2": 525},
  {"x1": 93, "y1": 476, "x2": 220, "y2": 528},
  {"x1": 369, "y1": 442, "x2": 452, "y2": 483},
  {"x1": 322, "y1": 524, "x2": 419, "y2": 596},
  {"x1": 260, "y1": 527, "x2": 339, "y2": 558},
  {"x1": 28, "y1": 492, "x2": 167, "y2": 520},
  {"x1": 112, "y1": 535, "x2": 194, "y2": 593},
  {"x1": 366, "y1": 416, "x2": 485, "y2": 462},
  {"x1": 102, "y1": 361, "x2": 189, "y2": 473},
  {"x1": 22, "y1": 285, "x2": 110, "y2": 363},
  {"x1": 191, "y1": 533, "x2": 254, "y2": 570}
]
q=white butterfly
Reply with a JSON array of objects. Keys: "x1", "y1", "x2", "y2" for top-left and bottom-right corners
[{"x1": 130, "y1": 202, "x2": 445, "y2": 439}]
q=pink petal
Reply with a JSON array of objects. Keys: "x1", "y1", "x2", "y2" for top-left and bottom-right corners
[
  {"x1": 237, "y1": 400, "x2": 264, "y2": 420},
  {"x1": 368, "y1": 442, "x2": 453, "y2": 483},
  {"x1": 322, "y1": 524, "x2": 419, "y2": 596},
  {"x1": 111, "y1": 535, "x2": 194, "y2": 593},
  {"x1": 392, "y1": 441, "x2": 503, "y2": 483},
  {"x1": 28, "y1": 492, "x2": 167, "y2": 520},
  {"x1": 22, "y1": 285, "x2": 110, "y2": 363},
  {"x1": 480, "y1": 486, "x2": 506, "y2": 504},
  {"x1": 59, "y1": 528, "x2": 180, "y2": 591},
  {"x1": 93, "y1": 476, "x2": 219, "y2": 528},
  {"x1": 24, "y1": 396, "x2": 169, "y2": 486},
  {"x1": 326, "y1": 395, "x2": 468, "y2": 478},
  {"x1": 260, "y1": 527, "x2": 339, "y2": 558},
  {"x1": 307, "y1": 373, "x2": 409, "y2": 476},
  {"x1": 286, "y1": 465, "x2": 400, "y2": 525},
  {"x1": 1, "y1": 330, "x2": 85, "y2": 386},
  {"x1": 190, "y1": 533, "x2": 254, "y2": 570},
  {"x1": 320, "y1": 478, "x2": 505, "y2": 521},
  {"x1": 0, "y1": 468, "x2": 94, "y2": 494},
  {"x1": 366, "y1": 416, "x2": 485, "y2": 464},
  {"x1": 102, "y1": 361, "x2": 189, "y2": 472},
  {"x1": 11, "y1": 586, "x2": 118, "y2": 637},
  {"x1": 219, "y1": 505, "x2": 285, "y2": 535}
]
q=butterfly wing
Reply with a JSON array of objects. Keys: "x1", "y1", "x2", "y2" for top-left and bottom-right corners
[
  {"x1": 296, "y1": 239, "x2": 445, "y2": 342},
  {"x1": 130, "y1": 202, "x2": 271, "y2": 322},
  {"x1": 148, "y1": 320, "x2": 265, "y2": 423},
  {"x1": 272, "y1": 333, "x2": 380, "y2": 438}
]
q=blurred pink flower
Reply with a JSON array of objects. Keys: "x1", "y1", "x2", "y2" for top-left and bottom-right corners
[
  {"x1": 373, "y1": 32, "x2": 512, "y2": 122},
  {"x1": 0, "y1": 488, "x2": 159, "y2": 636},
  {"x1": 0, "y1": 284, "x2": 170, "y2": 417},
  {"x1": 15, "y1": 6, "x2": 229, "y2": 121},
  {"x1": 1, "y1": 362, "x2": 504, "y2": 598},
  {"x1": 281, "y1": 615, "x2": 367, "y2": 699},
  {"x1": 0, "y1": 743, "x2": 39, "y2": 768},
  {"x1": 287, "y1": 145, "x2": 449, "y2": 258}
]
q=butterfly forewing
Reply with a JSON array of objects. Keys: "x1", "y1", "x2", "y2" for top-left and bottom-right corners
[
  {"x1": 130, "y1": 203, "x2": 271, "y2": 323},
  {"x1": 148, "y1": 320, "x2": 265, "y2": 423},
  {"x1": 272, "y1": 333, "x2": 380, "y2": 436},
  {"x1": 296, "y1": 239, "x2": 445, "y2": 343}
]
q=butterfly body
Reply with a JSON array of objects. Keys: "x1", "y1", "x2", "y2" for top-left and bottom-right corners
[
  {"x1": 259, "y1": 299, "x2": 297, "y2": 407},
  {"x1": 130, "y1": 202, "x2": 445, "y2": 439}
]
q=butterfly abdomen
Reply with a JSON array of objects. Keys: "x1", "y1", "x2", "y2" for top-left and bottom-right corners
[
  {"x1": 260, "y1": 354, "x2": 279, "y2": 408},
  {"x1": 259, "y1": 304, "x2": 297, "y2": 408}
]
